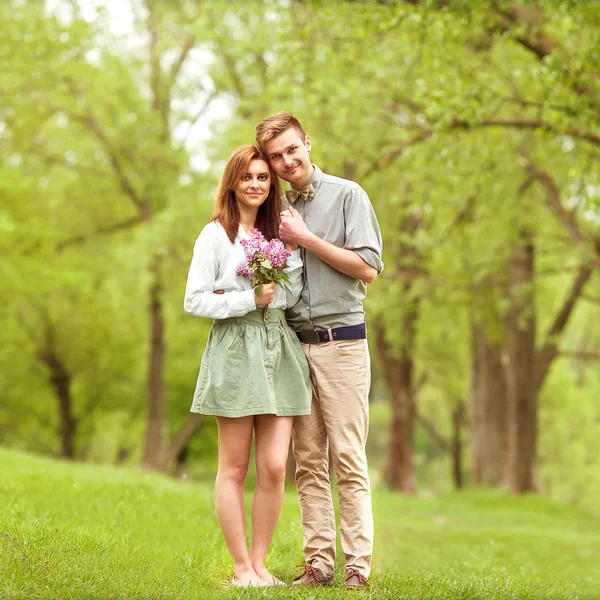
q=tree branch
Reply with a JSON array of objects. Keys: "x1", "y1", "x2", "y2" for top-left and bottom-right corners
[
  {"x1": 53, "y1": 87, "x2": 147, "y2": 215},
  {"x1": 163, "y1": 414, "x2": 205, "y2": 468},
  {"x1": 145, "y1": 0, "x2": 169, "y2": 135},
  {"x1": 453, "y1": 118, "x2": 600, "y2": 147},
  {"x1": 368, "y1": 129, "x2": 434, "y2": 175},
  {"x1": 30, "y1": 147, "x2": 110, "y2": 178},
  {"x1": 215, "y1": 42, "x2": 246, "y2": 99},
  {"x1": 436, "y1": 194, "x2": 476, "y2": 242},
  {"x1": 535, "y1": 264, "x2": 593, "y2": 390},
  {"x1": 491, "y1": 3, "x2": 554, "y2": 59},
  {"x1": 414, "y1": 373, "x2": 428, "y2": 398},
  {"x1": 414, "y1": 408, "x2": 449, "y2": 456},
  {"x1": 525, "y1": 160, "x2": 585, "y2": 245},
  {"x1": 179, "y1": 90, "x2": 220, "y2": 149},
  {"x1": 370, "y1": 117, "x2": 600, "y2": 175},
  {"x1": 170, "y1": 34, "x2": 196, "y2": 82},
  {"x1": 490, "y1": 2, "x2": 599, "y2": 110},
  {"x1": 546, "y1": 267, "x2": 593, "y2": 342},
  {"x1": 559, "y1": 350, "x2": 600, "y2": 361},
  {"x1": 56, "y1": 216, "x2": 145, "y2": 251}
]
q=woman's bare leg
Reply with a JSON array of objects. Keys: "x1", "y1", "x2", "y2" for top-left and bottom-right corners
[
  {"x1": 215, "y1": 416, "x2": 264, "y2": 586},
  {"x1": 250, "y1": 414, "x2": 293, "y2": 582}
]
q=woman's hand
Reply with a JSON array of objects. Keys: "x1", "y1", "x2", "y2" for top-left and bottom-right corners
[
  {"x1": 254, "y1": 281, "x2": 276, "y2": 306},
  {"x1": 285, "y1": 243, "x2": 299, "y2": 251}
]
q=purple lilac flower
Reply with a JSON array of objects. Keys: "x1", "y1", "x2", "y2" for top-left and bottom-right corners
[
  {"x1": 240, "y1": 229, "x2": 269, "y2": 261},
  {"x1": 266, "y1": 238, "x2": 290, "y2": 269},
  {"x1": 236, "y1": 264, "x2": 253, "y2": 281}
]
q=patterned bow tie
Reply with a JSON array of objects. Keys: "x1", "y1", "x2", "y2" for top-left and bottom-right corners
[{"x1": 285, "y1": 184, "x2": 314, "y2": 204}]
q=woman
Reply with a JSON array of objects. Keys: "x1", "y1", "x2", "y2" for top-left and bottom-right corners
[{"x1": 184, "y1": 145, "x2": 311, "y2": 588}]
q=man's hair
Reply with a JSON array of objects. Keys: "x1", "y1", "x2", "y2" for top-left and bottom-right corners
[{"x1": 255, "y1": 111, "x2": 307, "y2": 148}]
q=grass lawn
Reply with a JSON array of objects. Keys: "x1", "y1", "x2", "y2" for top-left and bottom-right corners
[{"x1": 1, "y1": 448, "x2": 599, "y2": 599}]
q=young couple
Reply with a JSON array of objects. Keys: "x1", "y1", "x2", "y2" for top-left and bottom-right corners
[{"x1": 184, "y1": 112, "x2": 383, "y2": 588}]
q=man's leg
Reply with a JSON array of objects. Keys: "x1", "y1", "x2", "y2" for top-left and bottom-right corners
[
  {"x1": 291, "y1": 343, "x2": 336, "y2": 578},
  {"x1": 311, "y1": 339, "x2": 373, "y2": 578}
]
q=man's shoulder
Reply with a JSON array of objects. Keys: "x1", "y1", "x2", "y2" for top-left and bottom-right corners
[
  {"x1": 319, "y1": 171, "x2": 372, "y2": 206},
  {"x1": 320, "y1": 170, "x2": 362, "y2": 192}
]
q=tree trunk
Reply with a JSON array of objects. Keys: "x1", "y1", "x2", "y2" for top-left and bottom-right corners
[
  {"x1": 470, "y1": 322, "x2": 508, "y2": 486},
  {"x1": 172, "y1": 445, "x2": 188, "y2": 479},
  {"x1": 376, "y1": 311, "x2": 418, "y2": 493},
  {"x1": 40, "y1": 347, "x2": 75, "y2": 459},
  {"x1": 501, "y1": 174, "x2": 591, "y2": 494},
  {"x1": 505, "y1": 236, "x2": 537, "y2": 493},
  {"x1": 451, "y1": 402, "x2": 465, "y2": 489},
  {"x1": 162, "y1": 414, "x2": 204, "y2": 470},
  {"x1": 142, "y1": 273, "x2": 166, "y2": 470},
  {"x1": 376, "y1": 208, "x2": 422, "y2": 493}
]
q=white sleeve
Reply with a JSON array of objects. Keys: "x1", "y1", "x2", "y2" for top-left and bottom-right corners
[
  {"x1": 184, "y1": 229, "x2": 256, "y2": 319},
  {"x1": 283, "y1": 249, "x2": 303, "y2": 309}
]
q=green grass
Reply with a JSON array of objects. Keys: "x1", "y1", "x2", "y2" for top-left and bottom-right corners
[{"x1": 1, "y1": 449, "x2": 599, "y2": 599}]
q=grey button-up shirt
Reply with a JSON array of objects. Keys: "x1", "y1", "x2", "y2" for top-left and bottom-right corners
[{"x1": 284, "y1": 165, "x2": 384, "y2": 330}]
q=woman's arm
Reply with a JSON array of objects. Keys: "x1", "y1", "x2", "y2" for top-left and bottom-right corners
[{"x1": 184, "y1": 228, "x2": 257, "y2": 319}]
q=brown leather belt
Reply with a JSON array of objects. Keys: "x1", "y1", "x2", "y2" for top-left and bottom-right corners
[{"x1": 296, "y1": 322, "x2": 366, "y2": 344}]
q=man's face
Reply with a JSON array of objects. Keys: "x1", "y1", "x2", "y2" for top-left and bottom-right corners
[{"x1": 263, "y1": 127, "x2": 313, "y2": 189}]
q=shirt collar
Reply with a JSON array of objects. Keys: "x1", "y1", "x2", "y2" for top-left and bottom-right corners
[
  {"x1": 291, "y1": 164, "x2": 322, "y2": 192},
  {"x1": 307, "y1": 164, "x2": 322, "y2": 191}
]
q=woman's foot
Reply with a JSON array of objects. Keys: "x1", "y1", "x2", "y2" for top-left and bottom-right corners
[
  {"x1": 253, "y1": 565, "x2": 286, "y2": 586},
  {"x1": 231, "y1": 570, "x2": 268, "y2": 587}
]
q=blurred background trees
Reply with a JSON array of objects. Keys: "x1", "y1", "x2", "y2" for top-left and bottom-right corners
[{"x1": 1, "y1": 0, "x2": 599, "y2": 512}]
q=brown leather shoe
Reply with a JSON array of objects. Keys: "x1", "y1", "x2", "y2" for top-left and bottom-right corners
[
  {"x1": 291, "y1": 564, "x2": 334, "y2": 586},
  {"x1": 344, "y1": 568, "x2": 369, "y2": 588}
]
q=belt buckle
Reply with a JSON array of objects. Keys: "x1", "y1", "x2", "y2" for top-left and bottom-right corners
[{"x1": 302, "y1": 329, "x2": 321, "y2": 344}]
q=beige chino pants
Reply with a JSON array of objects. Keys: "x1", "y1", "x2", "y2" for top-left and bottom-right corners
[{"x1": 292, "y1": 338, "x2": 373, "y2": 577}]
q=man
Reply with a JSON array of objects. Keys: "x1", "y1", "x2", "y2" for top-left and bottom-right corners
[{"x1": 255, "y1": 112, "x2": 383, "y2": 588}]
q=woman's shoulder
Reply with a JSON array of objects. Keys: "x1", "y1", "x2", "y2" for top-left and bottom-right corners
[
  {"x1": 196, "y1": 220, "x2": 239, "y2": 251},
  {"x1": 198, "y1": 220, "x2": 227, "y2": 240}
]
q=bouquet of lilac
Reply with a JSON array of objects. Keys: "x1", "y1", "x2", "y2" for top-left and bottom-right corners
[{"x1": 236, "y1": 228, "x2": 291, "y2": 321}]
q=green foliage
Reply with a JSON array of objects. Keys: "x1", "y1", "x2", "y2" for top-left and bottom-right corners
[
  {"x1": 539, "y1": 359, "x2": 600, "y2": 512},
  {"x1": 0, "y1": 0, "x2": 599, "y2": 510}
]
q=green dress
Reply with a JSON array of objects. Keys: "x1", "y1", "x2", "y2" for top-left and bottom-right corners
[{"x1": 190, "y1": 308, "x2": 312, "y2": 418}]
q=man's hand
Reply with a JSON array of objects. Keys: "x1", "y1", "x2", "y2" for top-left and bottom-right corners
[{"x1": 279, "y1": 206, "x2": 310, "y2": 247}]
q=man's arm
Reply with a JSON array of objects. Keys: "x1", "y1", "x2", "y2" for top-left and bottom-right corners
[{"x1": 279, "y1": 207, "x2": 378, "y2": 283}]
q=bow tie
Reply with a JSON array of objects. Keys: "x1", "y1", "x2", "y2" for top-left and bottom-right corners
[{"x1": 285, "y1": 184, "x2": 314, "y2": 204}]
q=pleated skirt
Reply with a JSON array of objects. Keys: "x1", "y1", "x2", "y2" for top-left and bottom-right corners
[{"x1": 190, "y1": 308, "x2": 312, "y2": 418}]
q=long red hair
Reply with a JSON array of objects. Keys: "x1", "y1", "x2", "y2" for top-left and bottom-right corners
[{"x1": 213, "y1": 145, "x2": 282, "y2": 243}]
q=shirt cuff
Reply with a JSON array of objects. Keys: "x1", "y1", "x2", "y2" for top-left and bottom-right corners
[
  {"x1": 232, "y1": 288, "x2": 257, "y2": 313},
  {"x1": 353, "y1": 248, "x2": 384, "y2": 273},
  {"x1": 285, "y1": 249, "x2": 302, "y2": 270}
]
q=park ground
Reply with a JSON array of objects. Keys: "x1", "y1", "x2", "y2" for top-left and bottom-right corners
[{"x1": 1, "y1": 449, "x2": 599, "y2": 599}]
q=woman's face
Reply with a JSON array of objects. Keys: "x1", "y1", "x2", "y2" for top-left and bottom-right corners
[{"x1": 234, "y1": 159, "x2": 271, "y2": 211}]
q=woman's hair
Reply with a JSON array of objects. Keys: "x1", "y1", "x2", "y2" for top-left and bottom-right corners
[
  {"x1": 255, "y1": 111, "x2": 306, "y2": 149},
  {"x1": 213, "y1": 144, "x2": 282, "y2": 244}
]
